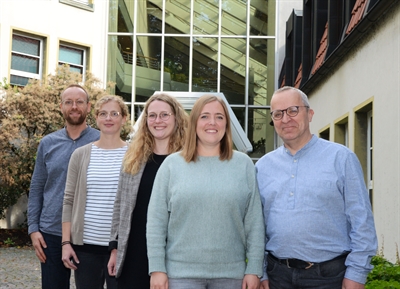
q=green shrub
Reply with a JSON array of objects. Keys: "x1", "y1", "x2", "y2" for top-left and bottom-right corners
[{"x1": 366, "y1": 255, "x2": 400, "y2": 288}]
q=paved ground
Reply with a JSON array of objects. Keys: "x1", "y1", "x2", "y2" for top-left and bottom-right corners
[{"x1": 0, "y1": 247, "x2": 76, "y2": 289}]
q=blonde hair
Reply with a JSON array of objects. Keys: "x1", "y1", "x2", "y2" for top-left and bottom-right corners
[
  {"x1": 181, "y1": 95, "x2": 233, "y2": 162},
  {"x1": 123, "y1": 93, "x2": 188, "y2": 175},
  {"x1": 94, "y1": 95, "x2": 129, "y2": 117}
]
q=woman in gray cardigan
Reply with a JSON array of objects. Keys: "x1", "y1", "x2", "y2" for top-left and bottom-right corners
[
  {"x1": 107, "y1": 93, "x2": 188, "y2": 289},
  {"x1": 61, "y1": 95, "x2": 129, "y2": 289}
]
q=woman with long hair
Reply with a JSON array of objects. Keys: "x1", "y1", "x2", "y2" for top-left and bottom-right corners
[
  {"x1": 107, "y1": 93, "x2": 188, "y2": 288},
  {"x1": 147, "y1": 94, "x2": 265, "y2": 289},
  {"x1": 61, "y1": 95, "x2": 129, "y2": 289}
]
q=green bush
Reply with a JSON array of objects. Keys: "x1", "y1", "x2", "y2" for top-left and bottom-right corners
[{"x1": 366, "y1": 255, "x2": 400, "y2": 288}]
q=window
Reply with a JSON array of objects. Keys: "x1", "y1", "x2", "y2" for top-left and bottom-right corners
[
  {"x1": 367, "y1": 110, "x2": 373, "y2": 204},
  {"x1": 59, "y1": 44, "x2": 87, "y2": 77},
  {"x1": 10, "y1": 33, "x2": 43, "y2": 86},
  {"x1": 354, "y1": 101, "x2": 373, "y2": 204},
  {"x1": 334, "y1": 115, "x2": 349, "y2": 147},
  {"x1": 319, "y1": 126, "x2": 330, "y2": 141}
]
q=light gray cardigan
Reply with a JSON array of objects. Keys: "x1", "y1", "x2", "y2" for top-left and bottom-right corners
[
  {"x1": 109, "y1": 165, "x2": 145, "y2": 278},
  {"x1": 62, "y1": 143, "x2": 93, "y2": 244}
]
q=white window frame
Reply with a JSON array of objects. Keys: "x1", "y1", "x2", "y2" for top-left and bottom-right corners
[
  {"x1": 10, "y1": 33, "x2": 43, "y2": 84},
  {"x1": 367, "y1": 110, "x2": 373, "y2": 190},
  {"x1": 59, "y1": 43, "x2": 87, "y2": 79}
]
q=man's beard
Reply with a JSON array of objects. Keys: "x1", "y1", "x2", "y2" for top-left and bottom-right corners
[{"x1": 63, "y1": 110, "x2": 87, "y2": 126}]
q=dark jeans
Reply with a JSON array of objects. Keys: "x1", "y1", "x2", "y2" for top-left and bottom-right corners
[
  {"x1": 41, "y1": 232, "x2": 71, "y2": 289},
  {"x1": 267, "y1": 253, "x2": 347, "y2": 289},
  {"x1": 73, "y1": 245, "x2": 117, "y2": 289}
]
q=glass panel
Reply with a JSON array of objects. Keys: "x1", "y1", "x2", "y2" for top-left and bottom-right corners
[
  {"x1": 138, "y1": 1, "x2": 163, "y2": 33},
  {"x1": 248, "y1": 39, "x2": 274, "y2": 106},
  {"x1": 193, "y1": 0, "x2": 219, "y2": 35},
  {"x1": 232, "y1": 107, "x2": 246, "y2": 131},
  {"x1": 192, "y1": 39, "x2": 218, "y2": 92},
  {"x1": 135, "y1": 36, "x2": 162, "y2": 102},
  {"x1": 133, "y1": 104, "x2": 145, "y2": 122},
  {"x1": 164, "y1": 0, "x2": 190, "y2": 34},
  {"x1": 220, "y1": 38, "x2": 246, "y2": 104},
  {"x1": 107, "y1": 35, "x2": 133, "y2": 102},
  {"x1": 109, "y1": 0, "x2": 134, "y2": 33},
  {"x1": 165, "y1": 36, "x2": 189, "y2": 91},
  {"x1": 12, "y1": 35, "x2": 40, "y2": 56},
  {"x1": 248, "y1": 108, "x2": 275, "y2": 158},
  {"x1": 221, "y1": 0, "x2": 246, "y2": 35},
  {"x1": 11, "y1": 54, "x2": 39, "y2": 73},
  {"x1": 69, "y1": 66, "x2": 83, "y2": 74},
  {"x1": 59, "y1": 46, "x2": 83, "y2": 65},
  {"x1": 249, "y1": 0, "x2": 275, "y2": 36},
  {"x1": 230, "y1": 106, "x2": 246, "y2": 151},
  {"x1": 10, "y1": 75, "x2": 30, "y2": 86}
]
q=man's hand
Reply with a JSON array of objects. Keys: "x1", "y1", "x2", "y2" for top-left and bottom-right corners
[
  {"x1": 242, "y1": 274, "x2": 260, "y2": 289},
  {"x1": 342, "y1": 278, "x2": 364, "y2": 289},
  {"x1": 260, "y1": 279, "x2": 270, "y2": 289},
  {"x1": 61, "y1": 244, "x2": 79, "y2": 270},
  {"x1": 150, "y1": 272, "x2": 168, "y2": 289},
  {"x1": 107, "y1": 249, "x2": 117, "y2": 276},
  {"x1": 30, "y1": 232, "x2": 47, "y2": 263}
]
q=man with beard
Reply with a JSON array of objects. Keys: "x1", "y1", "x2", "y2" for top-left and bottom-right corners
[{"x1": 28, "y1": 84, "x2": 100, "y2": 289}]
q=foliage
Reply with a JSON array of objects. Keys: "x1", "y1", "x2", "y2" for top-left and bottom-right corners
[
  {"x1": 3, "y1": 237, "x2": 15, "y2": 246},
  {"x1": 366, "y1": 251, "x2": 400, "y2": 288},
  {"x1": 0, "y1": 65, "x2": 132, "y2": 219}
]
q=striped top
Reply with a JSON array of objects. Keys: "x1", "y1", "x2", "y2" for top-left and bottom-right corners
[{"x1": 83, "y1": 144, "x2": 127, "y2": 246}]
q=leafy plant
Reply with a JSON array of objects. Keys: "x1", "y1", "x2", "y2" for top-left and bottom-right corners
[
  {"x1": 366, "y1": 248, "x2": 400, "y2": 288},
  {"x1": 3, "y1": 237, "x2": 15, "y2": 246}
]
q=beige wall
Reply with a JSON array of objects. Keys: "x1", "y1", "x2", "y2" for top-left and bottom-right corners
[{"x1": 0, "y1": 0, "x2": 108, "y2": 84}]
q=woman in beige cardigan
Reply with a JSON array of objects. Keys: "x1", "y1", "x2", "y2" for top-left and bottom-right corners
[
  {"x1": 107, "y1": 93, "x2": 188, "y2": 289},
  {"x1": 61, "y1": 95, "x2": 129, "y2": 289}
]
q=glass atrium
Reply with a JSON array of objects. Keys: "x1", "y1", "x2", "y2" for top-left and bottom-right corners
[{"x1": 107, "y1": 0, "x2": 276, "y2": 159}]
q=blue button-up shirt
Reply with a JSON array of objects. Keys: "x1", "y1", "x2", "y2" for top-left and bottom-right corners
[
  {"x1": 28, "y1": 126, "x2": 100, "y2": 236},
  {"x1": 256, "y1": 135, "x2": 377, "y2": 284}
]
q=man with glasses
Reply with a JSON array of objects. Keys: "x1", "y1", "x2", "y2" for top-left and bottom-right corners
[
  {"x1": 256, "y1": 86, "x2": 377, "y2": 289},
  {"x1": 28, "y1": 84, "x2": 100, "y2": 289}
]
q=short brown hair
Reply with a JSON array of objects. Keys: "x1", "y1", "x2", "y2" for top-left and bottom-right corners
[
  {"x1": 61, "y1": 84, "x2": 89, "y2": 102},
  {"x1": 182, "y1": 94, "x2": 233, "y2": 162}
]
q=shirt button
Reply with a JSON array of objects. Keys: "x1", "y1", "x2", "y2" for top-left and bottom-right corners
[
  {"x1": 290, "y1": 192, "x2": 294, "y2": 196},
  {"x1": 291, "y1": 175, "x2": 294, "y2": 178}
]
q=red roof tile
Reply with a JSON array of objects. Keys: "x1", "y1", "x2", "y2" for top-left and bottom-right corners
[
  {"x1": 294, "y1": 63, "x2": 302, "y2": 88},
  {"x1": 311, "y1": 22, "x2": 328, "y2": 75},
  {"x1": 346, "y1": 0, "x2": 368, "y2": 35}
]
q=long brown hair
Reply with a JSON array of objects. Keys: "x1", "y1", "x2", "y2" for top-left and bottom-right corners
[
  {"x1": 181, "y1": 95, "x2": 233, "y2": 162},
  {"x1": 123, "y1": 93, "x2": 188, "y2": 175}
]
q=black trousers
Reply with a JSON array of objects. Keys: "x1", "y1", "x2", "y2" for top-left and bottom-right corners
[{"x1": 73, "y1": 245, "x2": 117, "y2": 289}]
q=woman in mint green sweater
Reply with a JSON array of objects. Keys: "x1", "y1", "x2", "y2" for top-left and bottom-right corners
[{"x1": 147, "y1": 95, "x2": 265, "y2": 289}]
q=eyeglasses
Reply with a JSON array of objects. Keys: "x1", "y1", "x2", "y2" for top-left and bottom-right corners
[
  {"x1": 97, "y1": 111, "x2": 121, "y2": 119},
  {"x1": 147, "y1": 112, "x2": 173, "y2": 122},
  {"x1": 62, "y1": 99, "x2": 87, "y2": 107},
  {"x1": 270, "y1": 106, "x2": 309, "y2": 121}
]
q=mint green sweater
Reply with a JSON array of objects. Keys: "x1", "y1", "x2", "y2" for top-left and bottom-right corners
[{"x1": 147, "y1": 151, "x2": 265, "y2": 279}]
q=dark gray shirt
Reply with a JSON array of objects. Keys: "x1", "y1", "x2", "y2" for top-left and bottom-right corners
[{"x1": 28, "y1": 126, "x2": 100, "y2": 236}]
